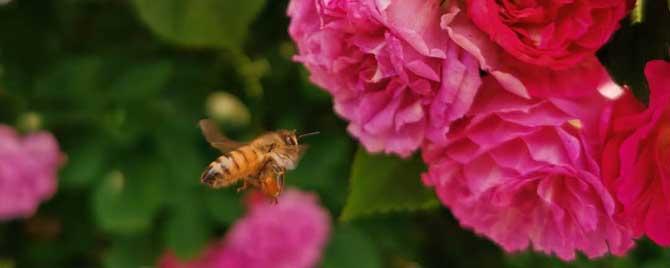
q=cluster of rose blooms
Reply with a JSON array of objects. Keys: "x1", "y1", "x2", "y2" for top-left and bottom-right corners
[
  {"x1": 288, "y1": 0, "x2": 669, "y2": 260},
  {"x1": 2, "y1": 0, "x2": 668, "y2": 264}
]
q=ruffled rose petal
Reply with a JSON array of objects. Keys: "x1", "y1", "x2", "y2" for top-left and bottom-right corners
[
  {"x1": 289, "y1": 0, "x2": 482, "y2": 157},
  {"x1": 423, "y1": 77, "x2": 633, "y2": 260}
]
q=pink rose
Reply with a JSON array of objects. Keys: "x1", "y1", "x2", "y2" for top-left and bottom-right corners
[
  {"x1": 601, "y1": 60, "x2": 670, "y2": 246},
  {"x1": 288, "y1": 0, "x2": 482, "y2": 156},
  {"x1": 464, "y1": 0, "x2": 627, "y2": 69},
  {"x1": 0, "y1": 125, "x2": 63, "y2": 221},
  {"x1": 441, "y1": 3, "x2": 620, "y2": 99},
  {"x1": 422, "y1": 77, "x2": 633, "y2": 260},
  {"x1": 158, "y1": 189, "x2": 331, "y2": 268}
]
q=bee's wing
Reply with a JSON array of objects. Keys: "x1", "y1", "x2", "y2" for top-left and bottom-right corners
[{"x1": 198, "y1": 119, "x2": 246, "y2": 152}]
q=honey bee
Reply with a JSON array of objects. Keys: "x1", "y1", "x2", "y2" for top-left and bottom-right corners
[{"x1": 198, "y1": 119, "x2": 317, "y2": 203}]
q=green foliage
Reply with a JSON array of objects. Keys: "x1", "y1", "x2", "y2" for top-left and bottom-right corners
[
  {"x1": 163, "y1": 197, "x2": 211, "y2": 259},
  {"x1": 103, "y1": 236, "x2": 158, "y2": 268},
  {"x1": 132, "y1": 0, "x2": 266, "y2": 50},
  {"x1": 92, "y1": 168, "x2": 164, "y2": 235},
  {"x1": 59, "y1": 141, "x2": 107, "y2": 189},
  {"x1": 107, "y1": 61, "x2": 174, "y2": 102},
  {"x1": 340, "y1": 148, "x2": 439, "y2": 221},
  {"x1": 322, "y1": 225, "x2": 382, "y2": 268}
]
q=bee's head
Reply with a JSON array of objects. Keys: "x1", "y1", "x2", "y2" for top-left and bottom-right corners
[
  {"x1": 271, "y1": 130, "x2": 318, "y2": 170},
  {"x1": 276, "y1": 130, "x2": 320, "y2": 146}
]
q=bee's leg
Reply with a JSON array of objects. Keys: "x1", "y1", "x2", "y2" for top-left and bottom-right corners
[
  {"x1": 247, "y1": 177, "x2": 261, "y2": 188},
  {"x1": 271, "y1": 197, "x2": 278, "y2": 205},
  {"x1": 236, "y1": 180, "x2": 249, "y2": 192},
  {"x1": 236, "y1": 178, "x2": 258, "y2": 192}
]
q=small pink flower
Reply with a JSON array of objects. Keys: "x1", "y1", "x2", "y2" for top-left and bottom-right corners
[
  {"x1": 158, "y1": 189, "x2": 331, "y2": 268},
  {"x1": 288, "y1": 0, "x2": 482, "y2": 156},
  {"x1": 464, "y1": 0, "x2": 627, "y2": 69},
  {"x1": 0, "y1": 125, "x2": 63, "y2": 221},
  {"x1": 441, "y1": 3, "x2": 619, "y2": 99},
  {"x1": 422, "y1": 77, "x2": 633, "y2": 260},
  {"x1": 601, "y1": 60, "x2": 670, "y2": 246}
]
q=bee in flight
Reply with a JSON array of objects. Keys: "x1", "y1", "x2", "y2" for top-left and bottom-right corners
[{"x1": 198, "y1": 119, "x2": 317, "y2": 203}]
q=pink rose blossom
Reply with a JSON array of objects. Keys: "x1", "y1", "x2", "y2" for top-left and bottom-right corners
[
  {"x1": 601, "y1": 60, "x2": 670, "y2": 246},
  {"x1": 0, "y1": 125, "x2": 63, "y2": 221},
  {"x1": 464, "y1": 0, "x2": 627, "y2": 69},
  {"x1": 288, "y1": 0, "x2": 482, "y2": 156},
  {"x1": 421, "y1": 77, "x2": 633, "y2": 260},
  {"x1": 441, "y1": 3, "x2": 619, "y2": 99},
  {"x1": 158, "y1": 189, "x2": 331, "y2": 268}
]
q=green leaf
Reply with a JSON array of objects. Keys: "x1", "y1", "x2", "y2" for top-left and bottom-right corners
[
  {"x1": 103, "y1": 236, "x2": 158, "y2": 268},
  {"x1": 321, "y1": 225, "x2": 382, "y2": 268},
  {"x1": 340, "y1": 148, "x2": 439, "y2": 221},
  {"x1": 354, "y1": 216, "x2": 424, "y2": 262},
  {"x1": 32, "y1": 57, "x2": 107, "y2": 123},
  {"x1": 92, "y1": 165, "x2": 165, "y2": 235},
  {"x1": 131, "y1": 0, "x2": 266, "y2": 49},
  {"x1": 59, "y1": 141, "x2": 107, "y2": 189},
  {"x1": 107, "y1": 61, "x2": 174, "y2": 102},
  {"x1": 155, "y1": 125, "x2": 205, "y2": 189},
  {"x1": 163, "y1": 197, "x2": 210, "y2": 259},
  {"x1": 33, "y1": 57, "x2": 105, "y2": 97}
]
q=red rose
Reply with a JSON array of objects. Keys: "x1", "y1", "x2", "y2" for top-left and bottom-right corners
[
  {"x1": 442, "y1": 3, "x2": 624, "y2": 99},
  {"x1": 601, "y1": 60, "x2": 670, "y2": 246},
  {"x1": 465, "y1": 0, "x2": 627, "y2": 69}
]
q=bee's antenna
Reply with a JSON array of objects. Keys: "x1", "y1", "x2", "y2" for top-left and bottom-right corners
[{"x1": 298, "y1": 131, "x2": 320, "y2": 139}]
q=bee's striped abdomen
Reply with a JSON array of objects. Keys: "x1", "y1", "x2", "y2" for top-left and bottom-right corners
[{"x1": 200, "y1": 147, "x2": 263, "y2": 188}]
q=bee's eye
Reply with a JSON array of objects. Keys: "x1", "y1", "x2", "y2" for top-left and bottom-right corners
[{"x1": 284, "y1": 135, "x2": 295, "y2": 145}]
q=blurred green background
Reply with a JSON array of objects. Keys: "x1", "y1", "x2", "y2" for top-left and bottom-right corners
[{"x1": 0, "y1": 0, "x2": 668, "y2": 267}]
